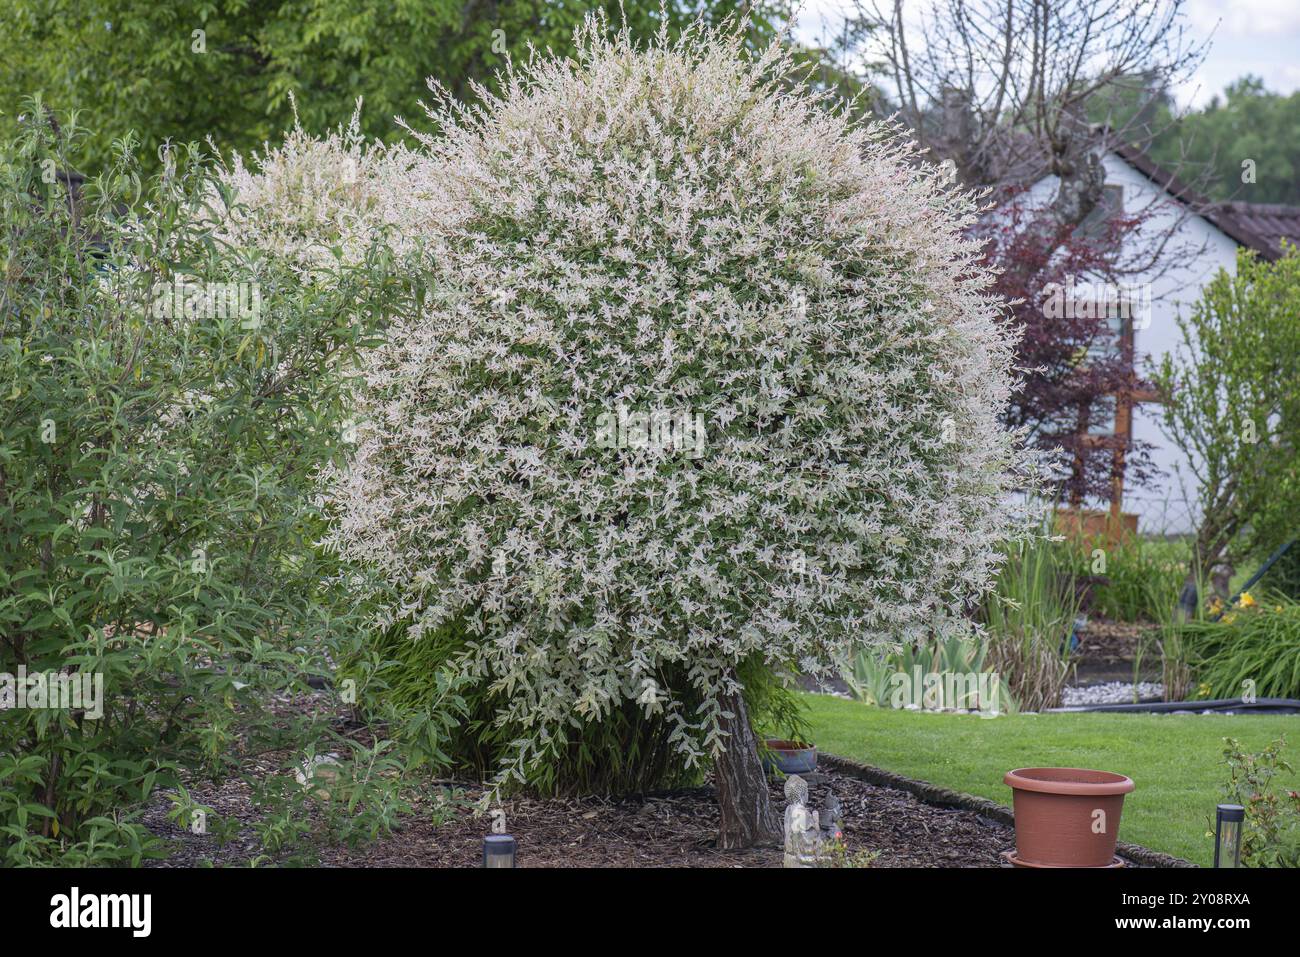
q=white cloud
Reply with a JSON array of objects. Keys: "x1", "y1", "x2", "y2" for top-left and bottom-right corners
[{"x1": 1185, "y1": 0, "x2": 1300, "y2": 38}]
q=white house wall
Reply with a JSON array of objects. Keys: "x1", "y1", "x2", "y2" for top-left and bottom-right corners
[{"x1": 1017, "y1": 153, "x2": 1242, "y2": 534}]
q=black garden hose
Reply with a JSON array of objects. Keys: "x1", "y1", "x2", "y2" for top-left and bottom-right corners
[{"x1": 1048, "y1": 696, "x2": 1300, "y2": 714}]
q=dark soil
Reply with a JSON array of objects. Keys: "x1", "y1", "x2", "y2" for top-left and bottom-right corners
[
  {"x1": 144, "y1": 770, "x2": 1019, "y2": 868},
  {"x1": 138, "y1": 679, "x2": 1151, "y2": 868},
  {"x1": 1073, "y1": 619, "x2": 1162, "y2": 683},
  {"x1": 141, "y1": 748, "x2": 1020, "y2": 868}
]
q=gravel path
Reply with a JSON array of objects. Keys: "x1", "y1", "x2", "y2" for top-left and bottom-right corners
[{"x1": 1061, "y1": 681, "x2": 1164, "y2": 707}]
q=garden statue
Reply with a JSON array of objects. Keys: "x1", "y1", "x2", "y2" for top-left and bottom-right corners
[
  {"x1": 820, "y1": 793, "x2": 844, "y2": 843},
  {"x1": 783, "y1": 775, "x2": 822, "y2": 868}
]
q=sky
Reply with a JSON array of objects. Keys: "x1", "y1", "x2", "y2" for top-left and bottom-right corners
[
  {"x1": 1181, "y1": 0, "x2": 1300, "y2": 104},
  {"x1": 793, "y1": 0, "x2": 1300, "y2": 109}
]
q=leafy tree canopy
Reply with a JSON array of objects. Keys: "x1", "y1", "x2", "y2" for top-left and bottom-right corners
[
  {"x1": 0, "y1": 0, "x2": 803, "y2": 174},
  {"x1": 1092, "y1": 74, "x2": 1300, "y2": 206},
  {"x1": 1155, "y1": 77, "x2": 1300, "y2": 206}
]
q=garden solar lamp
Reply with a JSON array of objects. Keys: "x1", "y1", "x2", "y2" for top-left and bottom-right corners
[
  {"x1": 1213, "y1": 804, "x2": 1244, "y2": 868},
  {"x1": 482, "y1": 834, "x2": 518, "y2": 868}
]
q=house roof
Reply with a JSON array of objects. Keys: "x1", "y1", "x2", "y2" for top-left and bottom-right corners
[
  {"x1": 1202, "y1": 203, "x2": 1300, "y2": 261},
  {"x1": 1109, "y1": 139, "x2": 1300, "y2": 261}
]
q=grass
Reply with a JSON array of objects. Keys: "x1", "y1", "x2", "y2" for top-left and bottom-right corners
[{"x1": 801, "y1": 692, "x2": 1300, "y2": 865}]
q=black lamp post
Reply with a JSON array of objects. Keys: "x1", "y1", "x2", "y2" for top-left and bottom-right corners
[
  {"x1": 1213, "y1": 804, "x2": 1244, "y2": 868},
  {"x1": 482, "y1": 834, "x2": 517, "y2": 868}
]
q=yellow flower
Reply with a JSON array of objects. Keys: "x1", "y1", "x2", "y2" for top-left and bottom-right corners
[
  {"x1": 1223, "y1": 613, "x2": 1237, "y2": 625},
  {"x1": 1237, "y1": 592, "x2": 1255, "y2": 608}
]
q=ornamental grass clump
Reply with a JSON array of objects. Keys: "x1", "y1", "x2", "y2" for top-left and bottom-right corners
[{"x1": 326, "y1": 16, "x2": 1035, "y2": 845}]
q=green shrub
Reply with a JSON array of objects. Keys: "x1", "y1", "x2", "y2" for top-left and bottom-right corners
[
  {"x1": 1153, "y1": 247, "x2": 1300, "y2": 595},
  {"x1": 1182, "y1": 594, "x2": 1300, "y2": 700},
  {"x1": 1219, "y1": 736, "x2": 1300, "y2": 867},
  {"x1": 843, "y1": 634, "x2": 1016, "y2": 712},
  {"x1": 1067, "y1": 535, "x2": 1189, "y2": 623},
  {"x1": 347, "y1": 618, "x2": 808, "y2": 796},
  {"x1": 0, "y1": 107, "x2": 420, "y2": 864},
  {"x1": 814, "y1": 837, "x2": 879, "y2": 868},
  {"x1": 1257, "y1": 543, "x2": 1300, "y2": 601}
]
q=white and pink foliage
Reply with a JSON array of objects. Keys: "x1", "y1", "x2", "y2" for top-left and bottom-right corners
[
  {"x1": 308, "y1": 19, "x2": 1032, "y2": 781},
  {"x1": 213, "y1": 101, "x2": 431, "y2": 276}
]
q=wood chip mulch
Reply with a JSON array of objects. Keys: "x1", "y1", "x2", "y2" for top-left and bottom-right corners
[
  {"x1": 142, "y1": 762, "x2": 1019, "y2": 868},
  {"x1": 1075, "y1": 619, "x2": 1157, "y2": 666}
]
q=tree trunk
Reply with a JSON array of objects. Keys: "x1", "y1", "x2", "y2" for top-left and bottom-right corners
[{"x1": 714, "y1": 683, "x2": 781, "y2": 849}]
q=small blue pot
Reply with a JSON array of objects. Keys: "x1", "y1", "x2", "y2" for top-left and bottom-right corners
[{"x1": 762, "y1": 739, "x2": 817, "y2": 775}]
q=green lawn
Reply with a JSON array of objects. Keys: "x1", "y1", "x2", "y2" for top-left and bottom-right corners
[{"x1": 800, "y1": 692, "x2": 1300, "y2": 866}]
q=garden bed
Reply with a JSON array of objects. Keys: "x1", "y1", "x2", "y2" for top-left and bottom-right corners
[
  {"x1": 141, "y1": 752, "x2": 1029, "y2": 868},
  {"x1": 1072, "y1": 618, "x2": 1160, "y2": 683}
]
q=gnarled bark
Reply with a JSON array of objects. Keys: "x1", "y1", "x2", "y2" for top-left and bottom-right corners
[{"x1": 714, "y1": 683, "x2": 781, "y2": 849}]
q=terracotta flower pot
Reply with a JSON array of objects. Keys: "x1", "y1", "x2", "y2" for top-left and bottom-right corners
[{"x1": 1004, "y1": 767, "x2": 1134, "y2": 868}]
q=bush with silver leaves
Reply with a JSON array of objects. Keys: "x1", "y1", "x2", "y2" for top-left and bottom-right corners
[{"x1": 325, "y1": 17, "x2": 1035, "y2": 787}]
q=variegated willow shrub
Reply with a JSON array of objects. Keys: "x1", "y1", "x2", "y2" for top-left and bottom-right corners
[
  {"x1": 0, "y1": 106, "x2": 438, "y2": 865},
  {"x1": 319, "y1": 18, "x2": 1035, "y2": 793}
]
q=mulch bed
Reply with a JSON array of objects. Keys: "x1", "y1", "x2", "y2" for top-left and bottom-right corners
[
  {"x1": 341, "y1": 771, "x2": 1022, "y2": 868},
  {"x1": 1073, "y1": 618, "x2": 1163, "y2": 683},
  {"x1": 137, "y1": 682, "x2": 1172, "y2": 868},
  {"x1": 142, "y1": 760, "x2": 1021, "y2": 868},
  {"x1": 1075, "y1": 619, "x2": 1156, "y2": 666}
]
